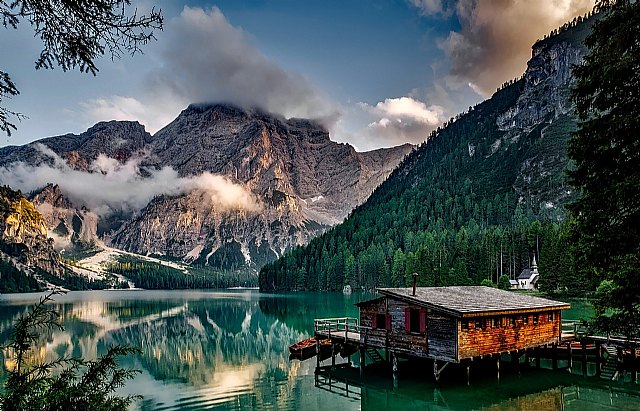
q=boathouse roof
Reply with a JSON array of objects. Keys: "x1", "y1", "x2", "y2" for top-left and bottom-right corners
[{"x1": 372, "y1": 286, "x2": 570, "y2": 318}]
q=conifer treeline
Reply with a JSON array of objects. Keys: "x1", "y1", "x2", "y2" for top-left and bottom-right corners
[{"x1": 107, "y1": 257, "x2": 257, "y2": 289}]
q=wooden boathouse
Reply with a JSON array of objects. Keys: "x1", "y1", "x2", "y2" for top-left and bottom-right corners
[{"x1": 314, "y1": 285, "x2": 571, "y2": 380}]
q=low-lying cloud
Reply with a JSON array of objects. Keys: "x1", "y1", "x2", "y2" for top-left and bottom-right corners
[
  {"x1": 413, "y1": 0, "x2": 595, "y2": 96},
  {"x1": 356, "y1": 96, "x2": 444, "y2": 147},
  {"x1": 80, "y1": 6, "x2": 337, "y2": 134},
  {"x1": 0, "y1": 144, "x2": 261, "y2": 215}
]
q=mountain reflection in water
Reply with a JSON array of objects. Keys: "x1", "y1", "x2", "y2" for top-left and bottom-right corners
[{"x1": 0, "y1": 290, "x2": 637, "y2": 410}]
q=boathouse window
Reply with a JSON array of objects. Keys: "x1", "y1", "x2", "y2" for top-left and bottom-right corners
[
  {"x1": 523, "y1": 315, "x2": 529, "y2": 325},
  {"x1": 490, "y1": 317, "x2": 499, "y2": 328},
  {"x1": 461, "y1": 320, "x2": 469, "y2": 331},
  {"x1": 404, "y1": 308, "x2": 426, "y2": 334},
  {"x1": 475, "y1": 319, "x2": 483, "y2": 330},
  {"x1": 372, "y1": 313, "x2": 391, "y2": 330},
  {"x1": 548, "y1": 312, "x2": 553, "y2": 322},
  {"x1": 533, "y1": 314, "x2": 539, "y2": 325},
  {"x1": 509, "y1": 316, "x2": 515, "y2": 327}
]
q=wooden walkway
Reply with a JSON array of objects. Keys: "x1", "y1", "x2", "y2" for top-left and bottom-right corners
[{"x1": 314, "y1": 317, "x2": 362, "y2": 344}]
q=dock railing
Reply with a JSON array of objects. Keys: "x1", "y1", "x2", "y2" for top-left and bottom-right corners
[
  {"x1": 562, "y1": 319, "x2": 588, "y2": 340},
  {"x1": 314, "y1": 317, "x2": 363, "y2": 343}
]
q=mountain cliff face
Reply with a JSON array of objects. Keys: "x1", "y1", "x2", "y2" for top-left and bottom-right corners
[
  {"x1": 0, "y1": 106, "x2": 412, "y2": 272},
  {"x1": 0, "y1": 186, "x2": 64, "y2": 277},
  {"x1": 112, "y1": 105, "x2": 411, "y2": 269}
]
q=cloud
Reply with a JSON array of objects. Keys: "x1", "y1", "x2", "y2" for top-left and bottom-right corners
[
  {"x1": 413, "y1": 0, "x2": 595, "y2": 96},
  {"x1": 354, "y1": 96, "x2": 444, "y2": 148},
  {"x1": 0, "y1": 144, "x2": 262, "y2": 215},
  {"x1": 409, "y1": 0, "x2": 455, "y2": 16},
  {"x1": 79, "y1": 6, "x2": 337, "y2": 133}
]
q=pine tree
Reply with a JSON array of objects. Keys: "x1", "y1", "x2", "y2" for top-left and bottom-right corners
[{"x1": 569, "y1": 0, "x2": 640, "y2": 337}]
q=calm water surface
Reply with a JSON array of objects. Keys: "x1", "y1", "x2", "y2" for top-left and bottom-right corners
[{"x1": 0, "y1": 290, "x2": 637, "y2": 410}]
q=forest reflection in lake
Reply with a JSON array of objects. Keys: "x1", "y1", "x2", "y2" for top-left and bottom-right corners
[{"x1": 0, "y1": 290, "x2": 637, "y2": 410}]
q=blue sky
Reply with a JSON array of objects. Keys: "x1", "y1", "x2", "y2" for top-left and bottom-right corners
[{"x1": 1, "y1": 0, "x2": 594, "y2": 151}]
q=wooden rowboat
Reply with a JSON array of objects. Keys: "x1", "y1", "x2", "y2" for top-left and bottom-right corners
[{"x1": 289, "y1": 337, "x2": 332, "y2": 360}]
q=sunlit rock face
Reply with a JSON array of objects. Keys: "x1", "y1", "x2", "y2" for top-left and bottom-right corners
[
  {"x1": 0, "y1": 104, "x2": 412, "y2": 272},
  {"x1": 112, "y1": 104, "x2": 412, "y2": 270},
  {"x1": 0, "y1": 187, "x2": 64, "y2": 276}
]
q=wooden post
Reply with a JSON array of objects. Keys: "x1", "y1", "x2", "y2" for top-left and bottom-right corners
[
  {"x1": 392, "y1": 352, "x2": 399, "y2": 390},
  {"x1": 466, "y1": 363, "x2": 471, "y2": 385},
  {"x1": 331, "y1": 343, "x2": 336, "y2": 369},
  {"x1": 581, "y1": 340, "x2": 587, "y2": 377},
  {"x1": 511, "y1": 351, "x2": 519, "y2": 372},
  {"x1": 360, "y1": 347, "x2": 365, "y2": 377},
  {"x1": 496, "y1": 355, "x2": 500, "y2": 381},
  {"x1": 535, "y1": 348, "x2": 541, "y2": 369},
  {"x1": 316, "y1": 339, "x2": 321, "y2": 368},
  {"x1": 595, "y1": 341, "x2": 602, "y2": 377},
  {"x1": 568, "y1": 343, "x2": 573, "y2": 370},
  {"x1": 552, "y1": 344, "x2": 558, "y2": 371},
  {"x1": 392, "y1": 352, "x2": 398, "y2": 374},
  {"x1": 631, "y1": 348, "x2": 637, "y2": 383}
]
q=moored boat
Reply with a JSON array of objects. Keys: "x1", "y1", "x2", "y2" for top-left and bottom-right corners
[{"x1": 289, "y1": 337, "x2": 333, "y2": 360}]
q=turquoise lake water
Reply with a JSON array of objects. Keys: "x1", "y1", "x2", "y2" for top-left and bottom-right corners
[{"x1": 0, "y1": 290, "x2": 637, "y2": 410}]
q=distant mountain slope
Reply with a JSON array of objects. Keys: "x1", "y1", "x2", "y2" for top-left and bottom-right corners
[
  {"x1": 259, "y1": 16, "x2": 596, "y2": 292},
  {"x1": 0, "y1": 105, "x2": 412, "y2": 274},
  {"x1": 111, "y1": 104, "x2": 412, "y2": 270}
]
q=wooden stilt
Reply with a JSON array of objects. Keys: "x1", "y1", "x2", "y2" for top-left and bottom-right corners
[
  {"x1": 331, "y1": 343, "x2": 336, "y2": 369},
  {"x1": 595, "y1": 341, "x2": 602, "y2": 377},
  {"x1": 433, "y1": 360, "x2": 449, "y2": 382},
  {"x1": 631, "y1": 348, "x2": 637, "y2": 383},
  {"x1": 568, "y1": 343, "x2": 573, "y2": 370},
  {"x1": 535, "y1": 348, "x2": 541, "y2": 369},
  {"x1": 392, "y1": 352, "x2": 398, "y2": 374},
  {"x1": 466, "y1": 363, "x2": 471, "y2": 386},
  {"x1": 552, "y1": 344, "x2": 558, "y2": 370},
  {"x1": 496, "y1": 356, "x2": 500, "y2": 381},
  {"x1": 511, "y1": 351, "x2": 519, "y2": 372},
  {"x1": 360, "y1": 347, "x2": 365, "y2": 377},
  {"x1": 581, "y1": 340, "x2": 587, "y2": 376}
]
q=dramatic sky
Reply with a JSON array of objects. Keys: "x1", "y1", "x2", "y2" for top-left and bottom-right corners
[{"x1": 1, "y1": 0, "x2": 595, "y2": 151}]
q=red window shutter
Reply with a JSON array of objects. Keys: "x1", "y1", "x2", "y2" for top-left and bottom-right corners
[
  {"x1": 386, "y1": 314, "x2": 391, "y2": 330},
  {"x1": 371, "y1": 314, "x2": 377, "y2": 329},
  {"x1": 419, "y1": 310, "x2": 427, "y2": 333},
  {"x1": 405, "y1": 308, "x2": 411, "y2": 332}
]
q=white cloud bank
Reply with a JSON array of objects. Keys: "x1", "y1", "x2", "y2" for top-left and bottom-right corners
[
  {"x1": 415, "y1": 0, "x2": 596, "y2": 96},
  {"x1": 350, "y1": 96, "x2": 444, "y2": 148},
  {"x1": 80, "y1": 6, "x2": 337, "y2": 134},
  {"x1": 0, "y1": 144, "x2": 261, "y2": 215}
]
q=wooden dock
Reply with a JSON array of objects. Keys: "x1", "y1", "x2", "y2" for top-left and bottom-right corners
[
  {"x1": 306, "y1": 316, "x2": 640, "y2": 383},
  {"x1": 314, "y1": 317, "x2": 362, "y2": 344}
]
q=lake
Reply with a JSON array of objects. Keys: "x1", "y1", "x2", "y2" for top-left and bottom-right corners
[{"x1": 0, "y1": 290, "x2": 638, "y2": 410}]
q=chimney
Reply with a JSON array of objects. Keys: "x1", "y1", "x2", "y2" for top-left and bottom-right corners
[{"x1": 412, "y1": 272, "x2": 419, "y2": 296}]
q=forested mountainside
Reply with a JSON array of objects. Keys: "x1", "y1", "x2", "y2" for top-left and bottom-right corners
[{"x1": 259, "y1": 16, "x2": 597, "y2": 293}]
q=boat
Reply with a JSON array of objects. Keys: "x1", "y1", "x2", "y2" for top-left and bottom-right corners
[{"x1": 289, "y1": 337, "x2": 333, "y2": 360}]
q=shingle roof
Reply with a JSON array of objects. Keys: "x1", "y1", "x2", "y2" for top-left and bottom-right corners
[
  {"x1": 517, "y1": 269, "x2": 533, "y2": 280},
  {"x1": 375, "y1": 286, "x2": 570, "y2": 318}
]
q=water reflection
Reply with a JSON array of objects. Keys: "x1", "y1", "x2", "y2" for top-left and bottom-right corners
[
  {"x1": 0, "y1": 291, "x2": 636, "y2": 410},
  {"x1": 0, "y1": 291, "x2": 362, "y2": 410},
  {"x1": 315, "y1": 366, "x2": 640, "y2": 410}
]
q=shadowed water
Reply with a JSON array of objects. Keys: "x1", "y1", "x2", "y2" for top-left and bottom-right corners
[{"x1": 0, "y1": 290, "x2": 637, "y2": 410}]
